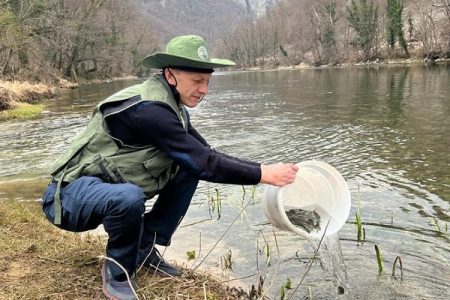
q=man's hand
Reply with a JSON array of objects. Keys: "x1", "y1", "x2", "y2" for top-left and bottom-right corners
[{"x1": 260, "y1": 163, "x2": 299, "y2": 186}]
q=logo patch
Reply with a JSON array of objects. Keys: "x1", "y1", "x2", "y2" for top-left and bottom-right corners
[{"x1": 197, "y1": 46, "x2": 208, "y2": 61}]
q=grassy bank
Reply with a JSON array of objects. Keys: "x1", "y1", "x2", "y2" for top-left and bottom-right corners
[
  {"x1": 0, "y1": 102, "x2": 44, "y2": 121},
  {"x1": 0, "y1": 201, "x2": 243, "y2": 299},
  {"x1": 0, "y1": 80, "x2": 56, "y2": 120}
]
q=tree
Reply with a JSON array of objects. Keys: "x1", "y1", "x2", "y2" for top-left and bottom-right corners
[
  {"x1": 310, "y1": 0, "x2": 339, "y2": 64},
  {"x1": 0, "y1": 0, "x2": 158, "y2": 81},
  {"x1": 386, "y1": 0, "x2": 409, "y2": 57},
  {"x1": 0, "y1": 0, "x2": 46, "y2": 76},
  {"x1": 347, "y1": 0, "x2": 379, "y2": 60}
]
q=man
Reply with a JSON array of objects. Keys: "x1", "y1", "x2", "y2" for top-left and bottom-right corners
[{"x1": 41, "y1": 35, "x2": 298, "y2": 300}]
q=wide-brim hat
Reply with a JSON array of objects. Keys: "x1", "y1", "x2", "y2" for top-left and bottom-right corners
[{"x1": 143, "y1": 35, "x2": 235, "y2": 70}]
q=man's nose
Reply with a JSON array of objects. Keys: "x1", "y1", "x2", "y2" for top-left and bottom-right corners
[{"x1": 199, "y1": 83, "x2": 208, "y2": 94}]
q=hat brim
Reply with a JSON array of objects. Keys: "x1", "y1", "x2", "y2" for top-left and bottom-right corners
[{"x1": 143, "y1": 53, "x2": 235, "y2": 69}]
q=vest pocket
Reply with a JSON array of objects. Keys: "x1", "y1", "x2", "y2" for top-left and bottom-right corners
[
  {"x1": 83, "y1": 154, "x2": 126, "y2": 184},
  {"x1": 143, "y1": 155, "x2": 173, "y2": 179},
  {"x1": 143, "y1": 155, "x2": 175, "y2": 191}
]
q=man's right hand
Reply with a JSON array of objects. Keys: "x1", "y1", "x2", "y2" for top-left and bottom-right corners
[{"x1": 260, "y1": 163, "x2": 298, "y2": 186}]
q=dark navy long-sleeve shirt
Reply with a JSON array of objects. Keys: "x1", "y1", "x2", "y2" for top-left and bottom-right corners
[{"x1": 106, "y1": 101, "x2": 261, "y2": 185}]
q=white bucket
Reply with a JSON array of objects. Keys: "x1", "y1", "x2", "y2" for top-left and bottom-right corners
[{"x1": 263, "y1": 160, "x2": 351, "y2": 239}]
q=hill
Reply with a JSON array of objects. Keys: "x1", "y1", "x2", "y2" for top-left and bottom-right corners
[{"x1": 135, "y1": 0, "x2": 277, "y2": 44}]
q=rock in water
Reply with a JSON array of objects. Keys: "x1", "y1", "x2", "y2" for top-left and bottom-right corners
[{"x1": 285, "y1": 209, "x2": 321, "y2": 233}]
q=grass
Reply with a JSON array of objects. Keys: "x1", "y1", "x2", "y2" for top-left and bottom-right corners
[
  {"x1": 0, "y1": 102, "x2": 44, "y2": 121},
  {"x1": 0, "y1": 200, "x2": 245, "y2": 299},
  {"x1": 356, "y1": 186, "x2": 365, "y2": 244},
  {"x1": 0, "y1": 80, "x2": 55, "y2": 120},
  {"x1": 374, "y1": 244, "x2": 384, "y2": 274}
]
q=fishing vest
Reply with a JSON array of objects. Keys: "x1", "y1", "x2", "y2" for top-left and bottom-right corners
[{"x1": 50, "y1": 74, "x2": 188, "y2": 224}]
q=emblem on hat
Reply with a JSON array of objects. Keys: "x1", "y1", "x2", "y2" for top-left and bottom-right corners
[{"x1": 197, "y1": 46, "x2": 208, "y2": 61}]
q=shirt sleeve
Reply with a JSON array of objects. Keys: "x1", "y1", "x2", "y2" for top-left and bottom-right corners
[
  {"x1": 107, "y1": 101, "x2": 261, "y2": 185},
  {"x1": 188, "y1": 121, "x2": 261, "y2": 167}
]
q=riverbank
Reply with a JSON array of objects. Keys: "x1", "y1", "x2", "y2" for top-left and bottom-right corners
[
  {"x1": 1, "y1": 58, "x2": 448, "y2": 121},
  {"x1": 0, "y1": 80, "x2": 58, "y2": 121},
  {"x1": 0, "y1": 200, "x2": 246, "y2": 299},
  {"x1": 0, "y1": 76, "x2": 139, "y2": 121}
]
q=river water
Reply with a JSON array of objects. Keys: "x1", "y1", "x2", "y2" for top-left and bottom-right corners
[{"x1": 0, "y1": 65, "x2": 449, "y2": 299}]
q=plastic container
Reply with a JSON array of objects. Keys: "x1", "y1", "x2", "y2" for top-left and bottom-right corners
[{"x1": 263, "y1": 160, "x2": 351, "y2": 239}]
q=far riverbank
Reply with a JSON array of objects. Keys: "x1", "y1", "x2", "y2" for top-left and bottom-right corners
[{"x1": 1, "y1": 58, "x2": 448, "y2": 121}]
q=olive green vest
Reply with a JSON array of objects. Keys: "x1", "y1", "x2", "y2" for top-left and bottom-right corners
[{"x1": 50, "y1": 74, "x2": 188, "y2": 224}]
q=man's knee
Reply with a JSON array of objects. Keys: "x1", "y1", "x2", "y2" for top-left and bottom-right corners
[{"x1": 113, "y1": 183, "x2": 147, "y2": 216}]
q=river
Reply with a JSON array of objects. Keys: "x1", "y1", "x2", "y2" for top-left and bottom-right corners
[{"x1": 0, "y1": 64, "x2": 449, "y2": 299}]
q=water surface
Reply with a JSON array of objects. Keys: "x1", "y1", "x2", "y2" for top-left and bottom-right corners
[{"x1": 1, "y1": 65, "x2": 449, "y2": 299}]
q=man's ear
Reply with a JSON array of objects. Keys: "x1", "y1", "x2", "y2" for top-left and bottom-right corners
[{"x1": 164, "y1": 68, "x2": 176, "y2": 85}]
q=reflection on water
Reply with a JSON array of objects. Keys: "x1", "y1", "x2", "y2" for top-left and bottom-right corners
[{"x1": 1, "y1": 65, "x2": 449, "y2": 299}]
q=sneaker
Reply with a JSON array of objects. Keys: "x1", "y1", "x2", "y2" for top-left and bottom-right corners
[
  {"x1": 140, "y1": 247, "x2": 182, "y2": 277},
  {"x1": 102, "y1": 264, "x2": 138, "y2": 300}
]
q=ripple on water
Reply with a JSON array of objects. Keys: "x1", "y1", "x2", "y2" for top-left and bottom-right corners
[{"x1": 1, "y1": 68, "x2": 450, "y2": 299}]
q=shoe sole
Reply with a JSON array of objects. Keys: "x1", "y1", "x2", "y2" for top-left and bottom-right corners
[{"x1": 101, "y1": 265, "x2": 120, "y2": 300}]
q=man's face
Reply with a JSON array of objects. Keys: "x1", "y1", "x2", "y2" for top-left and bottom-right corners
[{"x1": 165, "y1": 68, "x2": 211, "y2": 108}]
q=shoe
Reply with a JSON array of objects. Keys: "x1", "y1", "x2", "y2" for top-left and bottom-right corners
[
  {"x1": 140, "y1": 247, "x2": 182, "y2": 277},
  {"x1": 102, "y1": 264, "x2": 138, "y2": 300}
]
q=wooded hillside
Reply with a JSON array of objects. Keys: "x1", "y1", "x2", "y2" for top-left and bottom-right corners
[
  {"x1": 1, "y1": 0, "x2": 449, "y2": 83},
  {"x1": 218, "y1": 0, "x2": 450, "y2": 67},
  {"x1": 0, "y1": 0, "x2": 161, "y2": 82}
]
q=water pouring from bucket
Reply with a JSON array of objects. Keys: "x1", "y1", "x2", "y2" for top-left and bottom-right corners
[{"x1": 263, "y1": 160, "x2": 351, "y2": 240}]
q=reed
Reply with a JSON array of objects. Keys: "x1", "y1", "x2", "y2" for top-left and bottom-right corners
[
  {"x1": 431, "y1": 217, "x2": 442, "y2": 232},
  {"x1": 263, "y1": 243, "x2": 271, "y2": 267},
  {"x1": 280, "y1": 285, "x2": 286, "y2": 300},
  {"x1": 284, "y1": 277, "x2": 292, "y2": 289},
  {"x1": 256, "y1": 230, "x2": 271, "y2": 269},
  {"x1": 356, "y1": 186, "x2": 365, "y2": 243},
  {"x1": 221, "y1": 250, "x2": 233, "y2": 271},
  {"x1": 375, "y1": 244, "x2": 384, "y2": 274},
  {"x1": 207, "y1": 187, "x2": 222, "y2": 220},
  {"x1": 430, "y1": 217, "x2": 448, "y2": 233},
  {"x1": 251, "y1": 185, "x2": 256, "y2": 202}
]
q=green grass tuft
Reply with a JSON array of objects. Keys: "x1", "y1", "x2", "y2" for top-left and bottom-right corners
[{"x1": 0, "y1": 103, "x2": 44, "y2": 121}]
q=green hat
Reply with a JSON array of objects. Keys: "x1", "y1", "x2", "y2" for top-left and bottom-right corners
[{"x1": 142, "y1": 35, "x2": 235, "y2": 70}]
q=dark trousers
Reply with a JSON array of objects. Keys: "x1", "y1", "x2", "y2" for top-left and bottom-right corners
[{"x1": 41, "y1": 169, "x2": 198, "y2": 278}]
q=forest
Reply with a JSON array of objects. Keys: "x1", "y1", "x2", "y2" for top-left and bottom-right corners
[
  {"x1": 1, "y1": 0, "x2": 449, "y2": 83},
  {"x1": 219, "y1": 0, "x2": 450, "y2": 68}
]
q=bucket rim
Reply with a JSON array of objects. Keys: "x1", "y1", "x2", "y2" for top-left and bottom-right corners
[{"x1": 297, "y1": 160, "x2": 352, "y2": 221}]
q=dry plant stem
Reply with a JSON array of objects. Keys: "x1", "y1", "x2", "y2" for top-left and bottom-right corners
[
  {"x1": 136, "y1": 234, "x2": 157, "y2": 274},
  {"x1": 220, "y1": 271, "x2": 266, "y2": 283},
  {"x1": 37, "y1": 255, "x2": 66, "y2": 264},
  {"x1": 100, "y1": 255, "x2": 140, "y2": 300},
  {"x1": 256, "y1": 230, "x2": 270, "y2": 271},
  {"x1": 392, "y1": 256, "x2": 403, "y2": 279},
  {"x1": 203, "y1": 280, "x2": 208, "y2": 300},
  {"x1": 187, "y1": 198, "x2": 252, "y2": 276},
  {"x1": 137, "y1": 216, "x2": 184, "y2": 278},
  {"x1": 256, "y1": 234, "x2": 260, "y2": 271},
  {"x1": 259, "y1": 229, "x2": 281, "y2": 300},
  {"x1": 190, "y1": 232, "x2": 203, "y2": 270},
  {"x1": 431, "y1": 246, "x2": 450, "y2": 267},
  {"x1": 180, "y1": 218, "x2": 211, "y2": 228},
  {"x1": 287, "y1": 219, "x2": 330, "y2": 300},
  {"x1": 137, "y1": 277, "x2": 174, "y2": 293}
]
